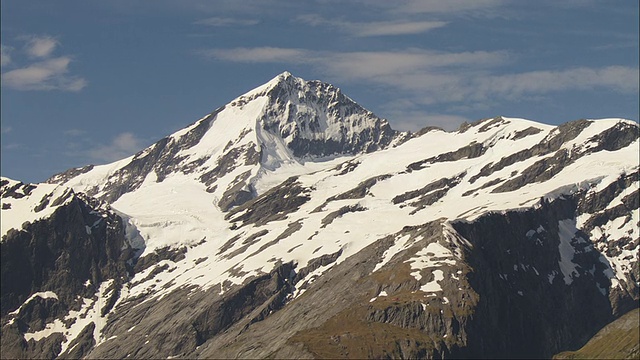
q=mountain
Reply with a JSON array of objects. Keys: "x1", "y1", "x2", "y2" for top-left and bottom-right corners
[
  {"x1": 47, "y1": 71, "x2": 402, "y2": 208},
  {"x1": 1, "y1": 72, "x2": 638, "y2": 359}
]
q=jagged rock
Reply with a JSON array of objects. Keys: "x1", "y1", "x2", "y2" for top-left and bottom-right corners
[
  {"x1": 84, "y1": 262, "x2": 296, "y2": 359},
  {"x1": 406, "y1": 142, "x2": 485, "y2": 171},
  {"x1": 58, "y1": 323, "x2": 95, "y2": 359},
  {"x1": 1, "y1": 181, "x2": 136, "y2": 358},
  {"x1": 225, "y1": 177, "x2": 312, "y2": 227},
  {"x1": 1, "y1": 195, "x2": 132, "y2": 317}
]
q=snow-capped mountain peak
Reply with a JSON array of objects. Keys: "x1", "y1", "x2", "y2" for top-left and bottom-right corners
[
  {"x1": 2, "y1": 73, "x2": 639, "y2": 359},
  {"x1": 239, "y1": 71, "x2": 399, "y2": 158},
  {"x1": 47, "y1": 72, "x2": 401, "y2": 209}
]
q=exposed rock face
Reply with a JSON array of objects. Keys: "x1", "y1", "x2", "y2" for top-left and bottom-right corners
[
  {"x1": 4, "y1": 196, "x2": 626, "y2": 359},
  {"x1": 1, "y1": 181, "x2": 135, "y2": 359},
  {"x1": 576, "y1": 172, "x2": 639, "y2": 317},
  {"x1": 225, "y1": 176, "x2": 312, "y2": 228},
  {"x1": 83, "y1": 262, "x2": 296, "y2": 359},
  {"x1": 453, "y1": 198, "x2": 614, "y2": 358},
  {"x1": 259, "y1": 72, "x2": 400, "y2": 157}
]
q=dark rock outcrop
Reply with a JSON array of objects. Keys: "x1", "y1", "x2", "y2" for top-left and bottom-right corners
[
  {"x1": 453, "y1": 197, "x2": 617, "y2": 358},
  {"x1": 1, "y1": 190, "x2": 135, "y2": 359},
  {"x1": 225, "y1": 177, "x2": 312, "y2": 227},
  {"x1": 84, "y1": 262, "x2": 296, "y2": 359}
]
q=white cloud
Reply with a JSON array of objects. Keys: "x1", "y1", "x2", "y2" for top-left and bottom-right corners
[
  {"x1": 204, "y1": 47, "x2": 506, "y2": 74},
  {"x1": 2, "y1": 35, "x2": 87, "y2": 92},
  {"x1": 379, "y1": 98, "x2": 471, "y2": 131},
  {"x1": 1, "y1": 56, "x2": 87, "y2": 91},
  {"x1": 475, "y1": 66, "x2": 640, "y2": 97},
  {"x1": 317, "y1": 0, "x2": 506, "y2": 15},
  {"x1": 201, "y1": 47, "x2": 310, "y2": 63},
  {"x1": 194, "y1": 16, "x2": 259, "y2": 26},
  {"x1": 421, "y1": 114, "x2": 472, "y2": 131},
  {"x1": 2, "y1": 143, "x2": 22, "y2": 151},
  {"x1": 23, "y1": 35, "x2": 59, "y2": 58},
  {"x1": 204, "y1": 46, "x2": 638, "y2": 106},
  {"x1": 1, "y1": 45, "x2": 11, "y2": 66},
  {"x1": 63, "y1": 129, "x2": 86, "y2": 137},
  {"x1": 1, "y1": 125, "x2": 12, "y2": 134},
  {"x1": 89, "y1": 132, "x2": 145, "y2": 163},
  {"x1": 297, "y1": 15, "x2": 447, "y2": 37},
  {"x1": 352, "y1": 20, "x2": 448, "y2": 37},
  {"x1": 323, "y1": 50, "x2": 508, "y2": 80}
]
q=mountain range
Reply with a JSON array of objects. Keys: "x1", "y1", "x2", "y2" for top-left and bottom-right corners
[{"x1": 1, "y1": 72, "x2": 638, "y2": 359}]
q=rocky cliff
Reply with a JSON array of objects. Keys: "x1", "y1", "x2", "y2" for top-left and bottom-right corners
[{"x1": 1, "y1": 179, "x2": 137, "y2": 359}]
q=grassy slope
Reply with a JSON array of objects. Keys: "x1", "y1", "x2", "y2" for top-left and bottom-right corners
[{"x1": 554, "y1": 308, "x2": 639, "y2": 359}]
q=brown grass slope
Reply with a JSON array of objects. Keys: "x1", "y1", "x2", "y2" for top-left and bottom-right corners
[{"x1": 554, "y1": 308, "x2": 639, "y2": 359}]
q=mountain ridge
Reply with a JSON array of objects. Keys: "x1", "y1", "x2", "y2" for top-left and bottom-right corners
[
  {"x1": 46, "y1": 72, "x2": 404, "y2": 207},
  {"x1": 1, "y1": 72, "x2": 638, "y2": 359}
]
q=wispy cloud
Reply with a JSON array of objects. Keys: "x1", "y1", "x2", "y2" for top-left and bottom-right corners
[
  {"x1": 297, "y1": 14, "x2": 447, "y2": 37},
  {"x1": 317, "y1": 0, "x2": 506, "y2": 15},
  {"x1": 194, "y1": 16, "x2": 259, "y2": 26},
  {"x1": 378, "y1": 98, "x2": 471, "y2": 131},
  {"x1": 1, "y1": 45, "x2": 11, "y2": 66},
  {"x1": 2, "y1": 143, "x2": 22, "y2": 151},
  {"x1": 2, "y1": 57, "x2": 87, "y2": 91},
  {"x1": 202, "y1": 47, "x2": 507, "y2": 72},
  {"x1": 393, "y1": 0, "x2": 506, "y2": 14},
  {"x1": 321, "y1": 50, "x2": 509, "y2": 80},
  {"x1": 200, "y1": 47, "x2": 309, "y2": 63},
  {"x1": 202, "y1": 46, "x2": 639, "y2": 107},
  {"x1": 473, "y1": 66, "x2": 639, "y2": 98},
  {"x1": 22, "y1": 35, "x2": 59, "y2": 58},
  {"x1": 1, "y1": 35, "x2": 86, "y2": 92},
  {"x1": 88, "y1": 132, "x2": 145, "y2": 163},
  {"x1": 390, "y1": 111, "x2": 470, "y2": 132},
  {"x1": 63, "y1": 129, "x2": 86, "y2": 137},
  {"x1": 352, "y1": 20, "x2": 448, "y2": 37},
  {"x1": 1, "y1": 125, "x2": 12, "y2": 134}
]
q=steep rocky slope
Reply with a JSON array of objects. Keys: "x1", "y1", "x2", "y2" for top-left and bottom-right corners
[
  {"x1": 0, "y1": 179, "x2": 138, "y2": 359},
  {"x1": 1, "y1": 73, "x2": 638, "y2": 359}
]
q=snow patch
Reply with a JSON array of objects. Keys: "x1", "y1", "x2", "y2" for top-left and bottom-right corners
[
  {"x1": 406, "y1": 241, "x2": 456, "y2": 282},
  {"x1": 9, "y1": 291, "x2": 59, "y2": 316},
  {"x1": 22, "y1": 280, "x2": 116, "y2": 355},
  {"x1": 557, "y1": 219, "x2": 581, "y2": 285},
  {"x1": 1, "y1": 181, "x2": 75, "y2": 238},
  {"x1": 420, "y1": 269, "x2": 444, "y2": 293}
]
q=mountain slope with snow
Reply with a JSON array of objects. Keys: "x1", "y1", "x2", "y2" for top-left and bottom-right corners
[{"x1": 1, "y1": 73, "x2": 638, "y2": 359}]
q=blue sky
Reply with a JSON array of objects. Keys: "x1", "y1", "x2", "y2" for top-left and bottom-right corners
[{"x1": 1, "y1": 0, "x2": 638, "y2": 183}]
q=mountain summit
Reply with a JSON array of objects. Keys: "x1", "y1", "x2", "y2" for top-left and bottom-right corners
[
  {"x1": 243, "y1": 71, "x2": 400, "y2": 160},
  {"x1": 47, "y1": 72, "x2": 402, "y2": 209},
  {"x1": 1, "y1": 73, "x2": 639, "y2": 359}
]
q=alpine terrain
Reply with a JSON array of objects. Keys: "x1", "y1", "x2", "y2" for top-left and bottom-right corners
[{"x1": 1, "y1": 72, "x2": 639, "y2": 359}]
